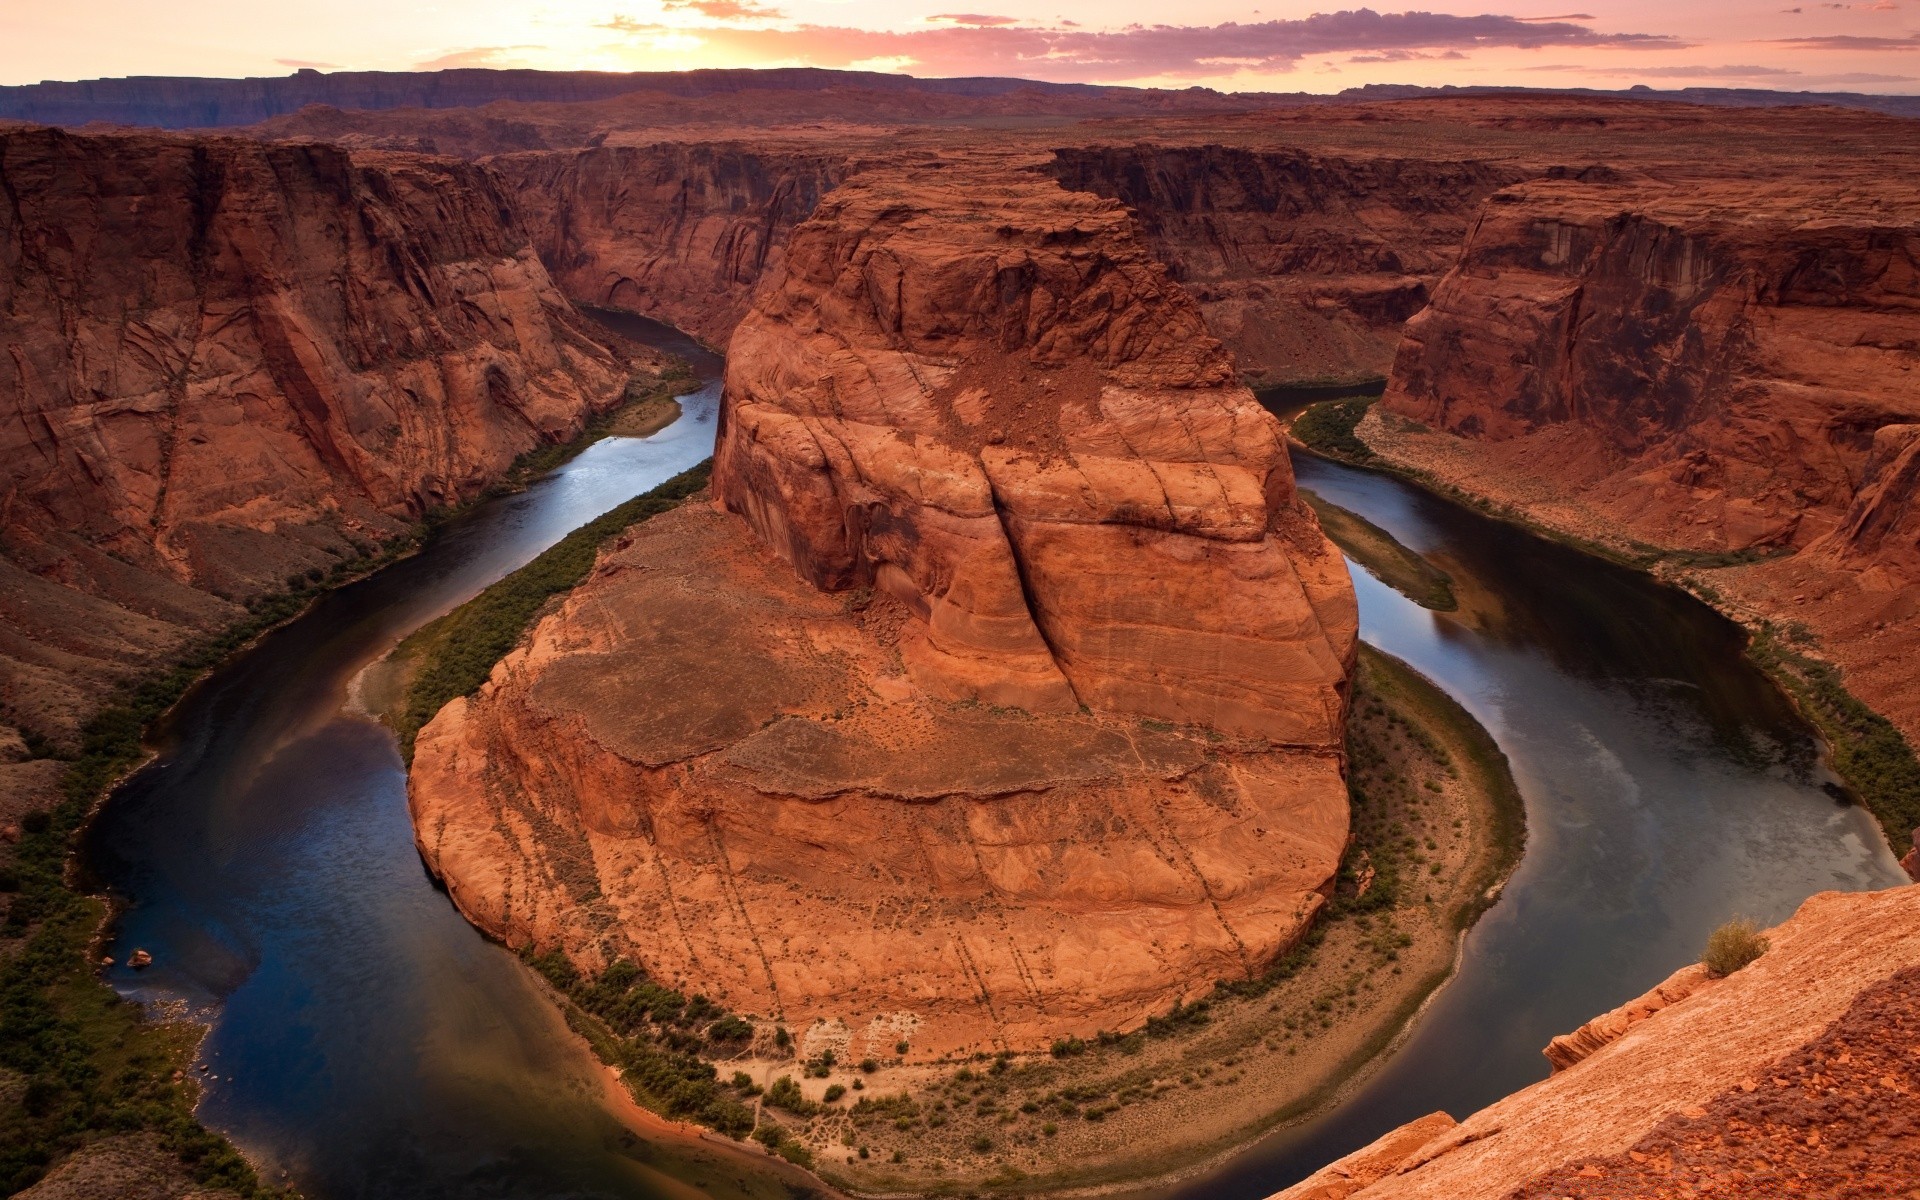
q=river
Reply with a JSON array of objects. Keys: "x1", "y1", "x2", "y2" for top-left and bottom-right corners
[{"x1": 83, "y1": 341, "x2": 1905, "y2": 1200}]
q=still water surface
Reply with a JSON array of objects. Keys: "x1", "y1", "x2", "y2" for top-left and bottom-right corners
[{"x1": 84, "y1": 345, "x2": 1904, "y2": 1199}]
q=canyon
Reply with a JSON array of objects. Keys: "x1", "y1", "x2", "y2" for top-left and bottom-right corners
[
  {"x1": 407, "y1": 157, "x2": 1359, "y2": 1057},
  {"x1": 2, "y1": 69, "x2": 1917, "y2": 1200},
  {"x1": 0, "y1": 124, "x2": 641, "y2": 753}
]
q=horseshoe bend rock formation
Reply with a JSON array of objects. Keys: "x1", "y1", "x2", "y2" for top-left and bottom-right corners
[
  {"x1": 1267, "y1": 883, "x2": 1920, "y2": 1200},
  {"x1": 409, "y1": 160, "x2": 1358, "y2": 1056},
  {"x1": 0, "y1": 124, "x2": 630, "y2": 744}
]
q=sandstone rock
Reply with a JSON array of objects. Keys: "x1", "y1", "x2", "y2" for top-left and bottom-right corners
[
  {"x1": 1542, "y1": 962, "x2": 1714, "y2": 1072},
  {"x1": 1271, "y1": 1111, "x2": 1457, "y2": 1200},
  {"x1": 1048, "y1": 146, "x2": 1520, "y2": 385},
  {"x1": 0, "y1": 124, "x2": 630, "y2": 742},
  {"x1": 714, "y1": 159, "x2": 1357, "y2": 741},
  {"x1": 494, "y1": 144, "x2": 845, "y2": 346},
  {"x1": 1263, "y1": 884, "x2": 1920, "y2": 1200},
  {"x1": 410, "y1": 158, "x2": 1357, "y2": 1055}
]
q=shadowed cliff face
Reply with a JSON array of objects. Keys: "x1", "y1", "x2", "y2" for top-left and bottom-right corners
[
  {"x1": 1046, "y1": 146, "x2": 1521, "y2": 385},
  {"x1": 492, "y1": 144, "x2": 848, "y2": 346},
  {"x1": 0, "y1": 126, "x2": 630, "y2": 744},
  {"x1": 408, "y1": 158, "x2": 1357, "y2": 1056}
]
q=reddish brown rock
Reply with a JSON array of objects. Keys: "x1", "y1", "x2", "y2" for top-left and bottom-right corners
[
  {"x1": 1269, "y1": 884, "x2": 1920, "y2": 1200},
  {"x1": 493, "y1": 144, "x2": 845, "y2": 346},
  {"x1": 1047, "y1": 146, "x2": 1520, "y2": 385},
  {"x1": 410, "y1": 157, "x2": 1357, "y2": 1056},
  {"x1": 0, "y1": 124, "x2": 630, "y2": 742},
  {"x1": 715, "y1": 159, "x2": 1357, "y2": 741},
  {"x1": 1368, "y1": 173, "x2": 1920, "y2": 765}
]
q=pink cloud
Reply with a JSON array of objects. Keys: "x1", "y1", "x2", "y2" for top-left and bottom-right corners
[
  {"x1": 927, "y1": 13, "x2": 1022, "y2": 26},
  {"x1": 599, "y1": 8, "x2": 1683, "y2": 82},
  {"x1": 1768, "y1": 33, "x2": 1920, "y2": 48},
  {"x1": 662, "y1": 0, "x2": 784, "y2": 19}
]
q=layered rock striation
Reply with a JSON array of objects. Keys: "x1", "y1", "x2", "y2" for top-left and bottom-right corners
[
  {"x1": 409, "y1": 159, "x2": 1358, "y2": 1056},
  {"x1": 0, "y1": 125, "x2": 630, "y2": 743},
  {"x1": 1268, "y1": 883, "x2": 1920, "y2": 1200},
  {"x1": 494, "y1": 143, "x2": 845, "y2": 346},
  {"x1": 1048, "y1": 146, "x2": 1520, "y2": 385},
  {"x1": 1370, "y1": 175, "x2": 1920, "y2": 749}
]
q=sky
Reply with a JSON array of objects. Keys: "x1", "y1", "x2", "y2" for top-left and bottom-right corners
[{"x1": 2, "y1": 1, "x2": 1918, "y2": 93}]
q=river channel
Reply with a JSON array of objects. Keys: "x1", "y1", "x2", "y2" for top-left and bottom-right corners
[{"x1": 83, "y1": 339, "x2": 1906, "y2": 1199}]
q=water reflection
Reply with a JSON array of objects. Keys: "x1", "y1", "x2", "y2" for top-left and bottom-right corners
[{"x1": 1164, "y1": 452, "x2": 1904, "y2": 1198}]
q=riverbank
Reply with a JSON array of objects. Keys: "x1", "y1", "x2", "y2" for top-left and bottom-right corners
[
  {"x1": 1291, "y1": 398, "x2": 1920, "y2": 875},
  {"x1": 0, "y1": 355, "x2": 695, "y2": 1197}
]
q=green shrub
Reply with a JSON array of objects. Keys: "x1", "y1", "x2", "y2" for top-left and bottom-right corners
[
  {"x1": 1291, "y1": 397, "x2": 1378, "y2": 459},
  {"x1": 1702, "y1": 919, "x2": 1769, "y2": 978}
]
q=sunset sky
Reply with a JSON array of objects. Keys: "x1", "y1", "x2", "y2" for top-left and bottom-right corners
[{"x1": 3, "y1": 1, "x2": 1917, "y2": 93}]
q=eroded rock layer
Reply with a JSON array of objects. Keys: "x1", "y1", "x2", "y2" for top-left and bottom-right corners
[
  {"x1": 0, "y1": 125, "x2": 629, "y2": 742},
  {"x1": 410, "y1": 159, "x2": 1358, "y2": 1055},
  {"x1": 1047, "y1": 146, "x2": 1520, "y2": 385},
  {"x1": 1372, "y1": 176, "x2": 1920, "y2": 747},
  {"x1": 715, "y1": 160, "x2": 1357, "y2": 742},
  {"x1": 494, "y1": 144, "x2": 845, "y2": 345},
  {"x1": 1269, "y1": 883, "x2": 1920, "y2": 1200}
]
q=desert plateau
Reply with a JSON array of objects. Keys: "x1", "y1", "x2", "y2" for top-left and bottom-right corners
[{"x1": 2, "y1": 8, "x2": 1918, "y2": 1200}]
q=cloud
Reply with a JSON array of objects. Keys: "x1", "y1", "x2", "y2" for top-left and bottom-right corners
[
  {"x1": 1767, "y1": 33, "x2": 1920, "y2": 48},
  {"x1": 595, "y1": 8, "x2": 1684, "y2": 82},
  {"x1": 275, "y1": 58, "x2": 341, "y2": 70},
  {"x1": 1527, "y1": 62, "x2": 1802, "y2": 77},
  {"x1": 1347, "y1": 49, "x2": 1469, "y2": 63},
  {"x1": 927, "y1": 13, "x2": 1021, "y2": 26},
  {"x1": 414, "y1": 45, "x2": 545, "y2": 70},
  {"x1": 1517, "y1": 12, "x2": 1596, "y2": 19},
  {"x1": 662, "y1": 0, "x2": 783, "y2": 20}
]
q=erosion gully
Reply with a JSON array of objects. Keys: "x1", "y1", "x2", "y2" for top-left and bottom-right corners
[{"x1": 82, "y1": 355, "x2": 1905, "y2": 1200}]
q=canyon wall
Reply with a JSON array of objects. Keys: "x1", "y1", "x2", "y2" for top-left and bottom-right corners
[
  {"x1": 1369, "y1": 175, "x2": 1920, "y2": 749},
  {"x1": 409, "y1": 157, "x2": 1358, "y2": 1057},
  {"x1": 1047, "y1": 146, "x2": 1521, "y2": 385},
  {"x1": 0, "y1": 125, "x2": 631, "y2": 745},
  {"x1": 1270, "y1": 883, "x2": 1920, "y2": 1200},
  {"x1": 492, "y1": 144, "x2": 847, "y2": 346}
]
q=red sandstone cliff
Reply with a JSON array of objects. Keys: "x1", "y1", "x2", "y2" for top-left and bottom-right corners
[
  {"x1": 1269, "y1": 884, "x2": 1920, "y2": 1200},
  {"x1": 492, "y1": 144, "x2": 845, "y2": 347},
  {"x1": 0, "y1": 125, "x2": 630, "y2": 744},
  {"x1": 408, "y1": 157, "x2": 1357, "y2": 1057},
  {"x1": 1047, "y1": 146, "x2": 1520, "y2": 385},
  {"x1": 1368, "y1": 175, "x2": 1920, "y2": 755}
]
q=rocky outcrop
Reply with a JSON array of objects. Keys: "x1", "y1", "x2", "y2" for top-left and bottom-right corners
[
  {"x1": 1385, "y1": 178, "x2": 1920, "y2": 558},
  {"x1": 1368, "y1": 175, "x2": 1920, "y2": 753},
  {"x1": 409, "y1": 158, "x2": 1357, "y2": 1056},
  {"x1": 0, "y1": 125, "x2": 630, "y2": 743},
  {"x1": 1270, "y1": 883, "x2": 1920, "y2": 1200},
  {"x1": 715, "y1": 159, "x2": 1357, "y2": 740},
  {"x1": 1047, "y1": 146, "x2": 1520, "y2": 385},
  {"x1": 1541, "y1": 962, "x2": 1714, "y2": 1072},
  {"x1": 493, "y1": 144, "x2": 846, "y2": 346}
]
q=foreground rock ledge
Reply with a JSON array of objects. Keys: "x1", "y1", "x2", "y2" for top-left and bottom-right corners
[{"x1": 409, "y1": 158, "x2": 1358, "y2": 1057}]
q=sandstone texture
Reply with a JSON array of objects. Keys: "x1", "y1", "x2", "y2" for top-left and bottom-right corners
[
  {"x1": 1048, "y1": 146, "x2": 1520, "y2": 385},
  {"x1": 0, "y1": 125, "x2": 630, "y2": 744},
  {"x1": 1270, "y1": 883, "x2": 1920, "y2": 1200},
  {"x1": 1370, "y1": 169, "x2": 1920, "y2": 756},
  {"x1": 494, "y1": 144, "x2": 844, "y2": 345},
  {"x1": 409, "y1": 159, "x2": 1358, "y2": 1056}
]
